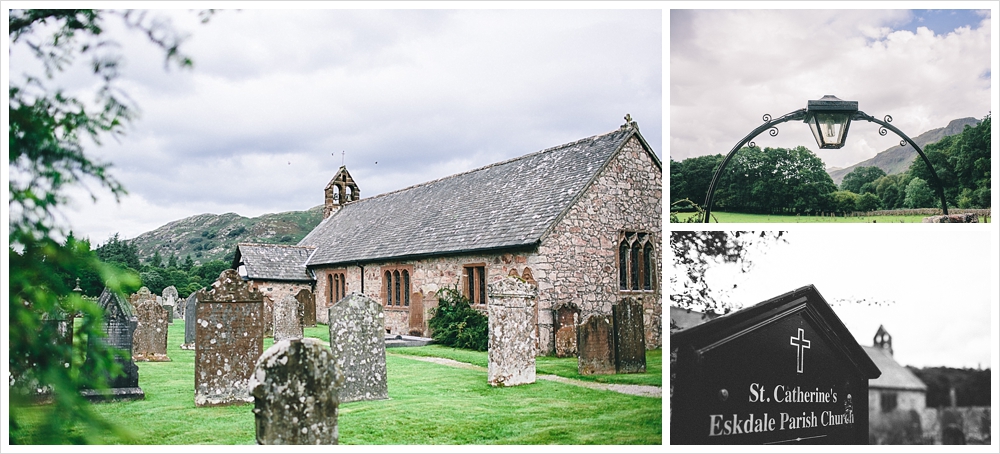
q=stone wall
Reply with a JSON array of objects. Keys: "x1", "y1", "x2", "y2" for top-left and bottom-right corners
[
  {"x1": 247, "y1": 279, "x2": 311, "y2": 322},
  {"x1": 530, "y1": 136, "x2": 662, "y2": 352}
]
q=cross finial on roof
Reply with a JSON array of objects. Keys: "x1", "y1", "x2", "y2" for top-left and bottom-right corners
[{"x1": 622, "y1": 113, "x2": 638, "y2": 130}]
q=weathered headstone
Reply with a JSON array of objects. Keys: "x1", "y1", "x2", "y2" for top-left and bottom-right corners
[
  {"x1": 486, "y1": 277, "x2": 537, "y2": 387},
  {"x1": 194, "y1": 269, "x2": 264, "y2": 407},
  {"x1": 613, "y1": 297, "x2": 647, "y2": 374},
  {"x1": 671, "y1": 285, "x2": 881, "y2": 444},
  {"x1": 577, "y1": 314, "x2": 616, "y2": 375},
  {"x1": 296, "y1": 289, "x2": 316, "y2": 328},
  {"x1": 131, "y1": 287, "x2": 170, "y2": 362},
  {"x1": 250, "y1": 338, "x2": 344, "y2": 445},
  {"x1": 328, "y1": 293, "x2": 387, "y2": 403},
  {"x1": 82, "y1": 288, "x2": 144, "y2": 401},
  {"x1": 181, "y1": 292, "x2": 198, "y2": 350},
  {"x1": 554, "y1": 304, "x2": 580, "y2": 358},
  {"x1": 273, "y1": 294, "x2": 304, "y2": 342},
  {"x1": 162, "y1": 285, "x2": 179, "y2": 324},
  {"x1": 261, "y1": 293, "x2": 275, "y2": 338}
]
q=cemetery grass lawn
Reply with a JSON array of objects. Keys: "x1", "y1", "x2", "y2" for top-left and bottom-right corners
[
  {"x1": 391, "y1": 345, "x2": 663, "y2": 387},
  {"x1": 16, "y1": 322, "x2": 660, "y2": 444},
  {"x1": 687, "y1": 211, "x2": 992, "y2": 223}
]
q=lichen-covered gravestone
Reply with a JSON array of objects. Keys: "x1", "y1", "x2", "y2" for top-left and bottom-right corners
[
  {"x1": 328, "y1": 293, "x2": 387, "y2": 403},
  {"x1": 250, "y1": 338, "x2": 344, "y2": 445},
  {"x1": 612, "y1": 297, "x2": 647, "y2": 374},
  {"x1": 181, "y1": 292, "x2": 198, "y2": 350},
  {"x1": 273, "y1": 294, "x2": 304, "y2": 342},
  {"x1": 195, "y1": 270, "x2": 264, "y2": 406},
  {"x1": 82, "y1": 288, "x2": 144, "y2": 401},
  {"x1": 162, "y1": 285, "x2": 179, "y2": 324},
  {"x1": 553, "y1": 304, "x2": 580, "y2": 358},
  {"x1": 577, "y1": 314, "x2": 616, "y2": 375},
  {"x1": 131, "y1": 287, "x2": 170, "y2": 362},
  {"x1": 296, "y1": 289, "x2": 317, "y2": 328},
  {"x1": 486, "y1": 277, "x2": 537, "y2": 387}
]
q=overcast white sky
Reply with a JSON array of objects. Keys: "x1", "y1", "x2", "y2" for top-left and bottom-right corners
[
  {"x1": 673, "y1": 228, "x2": 995, "y2": 370},
  {"x1": 5, "y1": 5, "x2": 662, "y2": 245},
  {"x1": 670, "y1": 9, "x2": 992, "y2": 169}
]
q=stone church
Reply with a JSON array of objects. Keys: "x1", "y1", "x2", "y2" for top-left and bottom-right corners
[{"x1": 233, "y1": 118, "x2": 662, "y2": 355}]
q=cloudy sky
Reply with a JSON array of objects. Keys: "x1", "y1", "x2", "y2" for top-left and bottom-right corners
[
  {"x1": 670, "y1": 9, "x2": 992, "y2": 169},
  {"x1": 6, "y1": 6, "x2": 662, "y2": 244},
  {"x1": 673, "y1": 228, "x2": 995, "y2": 370}
]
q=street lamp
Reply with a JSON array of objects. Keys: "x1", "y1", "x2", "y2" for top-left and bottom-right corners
[{"x1": 701, "y1": 96, "x2": 949, "y2": 222}]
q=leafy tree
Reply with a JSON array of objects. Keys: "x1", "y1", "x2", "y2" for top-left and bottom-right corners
[
  {"x1": 828, "y1": 190, "x2": 859, "y2": 214},
  {"x1": 670, "y1": 231, "x2": 787, "y2": 315},
  {"x1": 427, "y1": 287, "x2": 489, "y2": 351},
  {"x1": 909, "y1": 115, "x2": 991, "y2": 209},
  {"x1": 903, "y1": 177, "x2": 935, "y2": 208},
  {"x1": 873, "y1": 174, "x2": 909, "y2": 210},
  {"x1": 182, "y1": 254, "x2": 195, "y2": 271},
  {"x1": 150, "y1": 250, "x2": 164, "y2": 268},
  {"x1": 669, "y1": 154, "x2": 723, "y2": 207},
  {"x1": 8, "y1": 9, "x2": 202, "y2": 443},
  {"x1": 841, "y1": 166, "x2": 886, "y2": 194},
  {"x1": 855, "y1": 192, "x2": 882, "y2": 212},
  {"x1": 714, "y1": 146, "x2": 836, "y2": 215},
  {"x1": 167, "y1": 253, "x2": 179, "y2": 269}
]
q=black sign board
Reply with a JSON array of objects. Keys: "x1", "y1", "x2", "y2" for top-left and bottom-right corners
[{"x1": 671, "y1": 285, "x2": 880, "y2": 445}]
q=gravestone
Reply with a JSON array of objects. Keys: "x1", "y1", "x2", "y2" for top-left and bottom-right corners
[
  {"x1": 671, "y1": 285, "x2": 881, "y2": 445},
  {"x1": 486, "y1": 277, "x2": 537, "y2": 387},
  {"x1": 613, "y1": 297, "x2": 647, "y2": 374},
  {"x1": 181, "y1": 292, "x2": 198, "y2": 350},
  {"x1": 162, "y1": 286, "x2": 179, "y2": 324},
  {"x1": 131, "y1": 287, "x2": 170, "y2": 362},
  {"x1": 194, "y1": 269, "x2": 265, "y2": 407},
  {"x1": 554, "y1": 304, "x2": 580, "y2": 358},
  {"x1": 82, "y1": 288, "x2": 144, "y2": 401},
  {"x1": 328, "y1": 293, "x2": 387, "y2": 403},
  {"x1": 250, "y1": 338, "x2": 344, "y2": 445},
  {"x1": 577, "y1": 314, "x2": 616, "y2": 375},
  {"x1": 273, "y1": 294, "x2": 304, "y2": 342},
  {"x1": 262, "y1": 294, "x2": 275, "y2": 338},
  {"x1": 296, "y1": 289, "x2": 316, "y2": 328}
]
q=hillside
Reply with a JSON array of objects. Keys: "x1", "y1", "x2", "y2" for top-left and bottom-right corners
[
  {"x1": 828, "y1": 117, "x2": 980, "y2": 185},
  {"x1": 130, "y1": 205, "x2": 324, "y2": 264}
]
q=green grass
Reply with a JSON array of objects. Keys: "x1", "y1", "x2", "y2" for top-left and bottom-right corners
[
  {"x1": 690, "y1": 211, "x2": 991, "y2": 223},
  {"x1": 15, "y1": 320, "x2": 661, "y2": 445},
  {"x1": 393, "y1": 345, "x2": 662, "y2": 386}
]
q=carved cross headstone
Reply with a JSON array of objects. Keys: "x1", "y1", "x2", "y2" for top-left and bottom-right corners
[
  {"x1": 577, "y1": 314, "x2": 616, "y2": 375},
  {"x1": 612, "y1": 297, "x2": 647, "y2": 374},
  {"x1": 487, "y1": 277, "x2": 537, "y2": 387},
  {"x1": 328, "y1": 293, "x2": 387, "y2": 403},
  {"x1": 82, "y1": 288, "x2": 144, "y2": 401},
  {"x1": 131, "y1": 287, "x2": 170, "y2": 362},
  {"x1": 250, "y1": 338, "x2": 344, "y2": 445},
  {"x1": 296, "y1": 289, "x2": 316, "y2": 328},
  {"x1": 273, "y1": 294, "x2": 304, "y2": 342},
  {"x1": 194, "y1": 269, "x2": 264, "y2": 406}
]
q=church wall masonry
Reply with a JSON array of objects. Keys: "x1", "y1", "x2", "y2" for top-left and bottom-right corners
[{"x1": 308, "y1": 136, "x2": 662, "y2": 354}]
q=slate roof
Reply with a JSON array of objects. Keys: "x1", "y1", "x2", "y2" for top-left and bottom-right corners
[
  {"x1": 232, "y1": 243, "x2": 315, "y2": 281},
  {"x1": 669, "y1": 306, "x2": 719, "y2": 332},
  {"x1": 301, "y1": 125, "x2": 659, "y2": 267},
  {"x1": 863, "y1": 346, "x2": 928, "y2": 392}
]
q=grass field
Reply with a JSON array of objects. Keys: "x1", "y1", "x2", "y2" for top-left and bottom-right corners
[
  {"x1": 15, "y1": 321, "x2": 662, "y2": 445},
  {"x1": 676, "y1": 211, "x2": 991, "y2": 223}
]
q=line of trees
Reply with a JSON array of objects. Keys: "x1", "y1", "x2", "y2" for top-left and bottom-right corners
[
  {"x1": 670, "y1": 115, "x2": 990, "y2": 215},
  {"x1": 68, "y1": 233, "x2": 231, "y2": 298}
]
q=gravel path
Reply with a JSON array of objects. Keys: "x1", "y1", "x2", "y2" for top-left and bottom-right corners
[{"x1": 390, "y1": 353, "x2": 661, "y2": 398}]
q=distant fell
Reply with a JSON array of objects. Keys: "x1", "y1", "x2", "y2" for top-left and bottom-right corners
[
  {"x1": 130, "y1": 205, "x2": 324, "y2": 264},
  {"x1": 828, "y1": 117, "x2": 980, "y2": 185}
]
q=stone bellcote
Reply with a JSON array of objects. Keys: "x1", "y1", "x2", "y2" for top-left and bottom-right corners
[
  {"x1": 324, "y1": 166, "x2": 360, "y2": 218},
  {"x1": 873, "y1": 324, "x2": 893, "y2": 356}
]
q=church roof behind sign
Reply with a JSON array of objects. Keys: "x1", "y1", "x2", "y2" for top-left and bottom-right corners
[
  {"x1": 301, "y1": 125, "x2": 658, "y2": 266},
  {"x1": 863, "y1": 346, "x2": 927, "y2": 392}
]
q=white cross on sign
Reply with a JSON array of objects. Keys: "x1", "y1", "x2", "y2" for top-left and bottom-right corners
[{"x1": 789, "y1": 328, "x2": 811, "y2": 374}]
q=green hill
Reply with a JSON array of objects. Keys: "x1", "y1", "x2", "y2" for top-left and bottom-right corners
[
  {"x1": 130, "y1": 205, "x2": 324, "y2": 265},
  {"x1": 828, "y1": 117, "x2": 980, "y2": 185}
]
